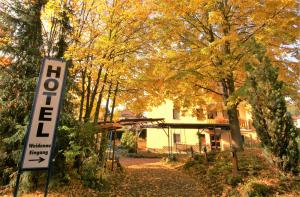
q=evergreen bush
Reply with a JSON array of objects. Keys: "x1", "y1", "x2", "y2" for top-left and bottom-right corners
[
  {"x1": 0, "y1": 0, "x2": 46, "y2": 189},
  {"x1": 246, "y1": 42, "x2": 299, "y2": 173}
]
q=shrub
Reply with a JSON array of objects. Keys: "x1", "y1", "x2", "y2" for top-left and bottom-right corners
[
  {"x1": 249, "y1": 183, "x2": 273, "y2": 197},
  {"x1": 1, "y1": 167, "x2": 13, "y2": 186},
  {"x1": 81, "y1": 155, "x2": 108, "y2": 190},
  {"x1": 226, "y1": 174, "x2": 243, "y2": 186},
  {"x1": 192, "y1": 154, "x2": 201, "y2": 161},
  {"x1": 183, "y1": 160, "x2": 197, "y2": 170},
  {"x1": 161, "y1": 155, "x2": 178, "y2": 164},
  {"x1": 242, "y1": 181, "x2": 273, "y2": 197},
  {"x1": 121, "y1": 131, "x2": 137, "y2": 153}
]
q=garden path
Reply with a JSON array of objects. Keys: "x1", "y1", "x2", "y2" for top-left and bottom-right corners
[{"x1": 107, "y1": 157, "x2": 206, "y2": 197}]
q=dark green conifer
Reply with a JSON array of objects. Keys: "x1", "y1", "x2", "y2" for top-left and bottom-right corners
[
  {"x1": 246, "y1": 42, "x2": 299, "y2": 173},
  {"x1": 0, "y1": 0, "x2": 47, "y2": 186}
]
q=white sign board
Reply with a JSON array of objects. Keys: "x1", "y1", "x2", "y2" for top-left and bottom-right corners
[{"x1": 21, "y1": 58, "x2": 67, "y2": 170}]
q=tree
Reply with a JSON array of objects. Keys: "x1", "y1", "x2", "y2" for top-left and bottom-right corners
[
  {"x1": 148, "y1": 0, "x2": 300, "y2": 151},
  {"x1": 61, "y1": 0, "x2": 156, "y2": 167},
  {"x1": 246, "y1": 42, "x2": 299, "y2": 173},
  {"x1": 0, "y1": 0, "x2": 47, "y2": 186},
  {"x1": 64, "y1": 0, "x2": 154, "y2": 124}
]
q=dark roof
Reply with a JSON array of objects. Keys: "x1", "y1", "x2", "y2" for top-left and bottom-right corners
[
  {"x1": 96, "y1": 123, "x2": 123, "y2": 130},
  {"x1": 118, "y1": 118, "x2": 165, "y2": 123},
  {"x1": 157, "y1": 123, "x2": 230, "y2": 130},
  {"x1": 98, "y1": 118, "x2": 230, "y2": 130}
]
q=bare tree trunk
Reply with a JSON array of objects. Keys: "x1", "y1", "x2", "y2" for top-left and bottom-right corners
[
  {"x1": 84, "y1": 73, "x2": 91, "y2": 122},
  {"x1": 221, "y1": 75, "x2": 243, "y2": 174},
  {"x1": 109, "y1": 82, "x2": 119, "y2": 170},
  {"x1": 228, "y1": 106, "x2": 243, "y2": 150},
  {"x1": 79, "y1": 68, "x2": 86, "y2": 121},
  {"x1": 110, "y1": 81, "x2": 119, "y2": 123},
  {"x1": 221, "y1": 75, "x2": 243, "y2": 151},
  {"x1": 85, "y1": 66, "x2": 103, "y2": 121},
  {"x1": 232, "y1": 150, "x2": 239, "y2": 174},
  {"x1": 93, "y1": 71, "x2": 108, "y2": 124},
  {"x1": 98, "y1": 82, "x2": 113, "y2": 167}
]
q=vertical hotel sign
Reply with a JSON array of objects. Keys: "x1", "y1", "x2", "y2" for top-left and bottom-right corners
[{"x1": 21, "y1": 58, "x2": 67, "y2": 170}]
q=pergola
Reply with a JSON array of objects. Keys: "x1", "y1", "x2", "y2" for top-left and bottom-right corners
[
  {"x1": 97, "y1": 120, "x2": 232, "y2": 170},
  {"x1": 97, "y1": 118, "x2": 166, "y2": 170},
  {"x1": 115, "y1": 119, "x2": 231, "y2": 157}
]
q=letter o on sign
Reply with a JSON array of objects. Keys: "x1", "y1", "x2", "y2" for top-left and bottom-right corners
[{"x1": 44, "y1": 78, "x2": 59, "y2": 91}]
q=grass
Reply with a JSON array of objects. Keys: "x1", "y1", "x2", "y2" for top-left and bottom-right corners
[{"x1": 182, "y1": 148, "x2": 300, "y2": 196}]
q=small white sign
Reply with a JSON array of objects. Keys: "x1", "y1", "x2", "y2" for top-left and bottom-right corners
[{"x1": 21, "y1": 58, "x2": 67, "y2": 170}]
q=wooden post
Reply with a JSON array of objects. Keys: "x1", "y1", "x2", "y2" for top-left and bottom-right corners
[
  {"x1": 204, "y1": 146, "x2": 208, "y2": 163},
  {"x1": 111, "y1": 130, "x2": 116, "y2": 171},
  {"x1": 197, "y1": 129, "x2": 201, "y2": 154},
  {"x1": 167, "y1": 127, "x2": 170, "y2": 158},
  {"x1": 170, "y1": 129, "x2": 173, "y2": 158},
  {"x1": 135, "y1": 130, "x2": 138, "y2": 154}
]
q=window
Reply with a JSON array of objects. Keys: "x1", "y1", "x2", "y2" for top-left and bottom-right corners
[
  {"x1": 210, "y1": 134, "x2": 221, "y2": 150},
  {"x1": 207, "y1": 111, "x2": 217, "y2": 119},
  {"x1": 173, "y1": 134, "x2": 181, "y2": 144},
  {"x1": 173, "y1": 108, "x2": 180, "y2": 119}
]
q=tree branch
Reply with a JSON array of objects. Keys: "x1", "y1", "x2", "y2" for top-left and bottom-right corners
[{"x1": 194, "y1": 84, "x2": 223, "y2": 96}]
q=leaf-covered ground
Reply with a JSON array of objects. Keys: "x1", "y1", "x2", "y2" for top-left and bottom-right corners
[
  {"x1": 1, "y1": 149, "x2": 300, "y2": 196},
  {"x1": 106, "y1": 158, "x2": 206, "y2": 196},
  {"x1": 0, "y1": 158, "x2": 205, "y2": 197},
  {"x1": 183, "y1": 148, "x2": 300, "y2": 196}
]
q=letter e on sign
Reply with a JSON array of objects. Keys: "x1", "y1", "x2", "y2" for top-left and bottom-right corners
[{"x1": 21, "y1": 58, "x2": 67, "y2": 170}]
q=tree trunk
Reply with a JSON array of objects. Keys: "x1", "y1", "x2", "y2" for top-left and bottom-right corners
[
  {"x1": 84, "y1": 74, "x2": 91, "y2": 122},
  {"x1": 221, "y1": 76, "x2": 243, "y2": 151},
  {"x1": 109, "y1": 82, "x2": 119, "y2": 167},
  {"x1": 110, "y1": 82, "x2": 119, "y2": 122},
  {"x1": 79, "y1": 68, "x2": 86, "y2": 121},
  {"x1": 228, "y1": 105, "x2": 243, "y2": 150},
  {"x1": 93, "y1": 71, "x2": 109, "y2": 124},
  {"x1": 85, "y1": 66, "x2": 103, "y2": 121},
  {"x1": 232, "y1": 149, "x2": 239, "y2": 174},
  {"x1": 98, "y1": 82, "x2": 113, "y2": 167},
  {"x1": 221, "y1": 75, "x2": 243, "y2": 174}
]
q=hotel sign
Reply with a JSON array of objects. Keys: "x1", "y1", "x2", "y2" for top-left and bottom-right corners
[{"x1": 20, "y1": 58, "x2": 67, "y2": 170}]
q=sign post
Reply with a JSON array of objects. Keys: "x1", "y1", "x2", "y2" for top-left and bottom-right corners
[{"x1": 13, "y1": 57, "x2": 67, "y2": 197}]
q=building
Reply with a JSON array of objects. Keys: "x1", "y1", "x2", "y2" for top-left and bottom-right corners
[{"x1": 145, "y1": 100, "x2": 257, "y2": 153}]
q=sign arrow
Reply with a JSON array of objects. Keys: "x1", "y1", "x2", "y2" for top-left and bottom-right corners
[{"x1": 29, "y1": 157, "x2": 45, "y2": 163}]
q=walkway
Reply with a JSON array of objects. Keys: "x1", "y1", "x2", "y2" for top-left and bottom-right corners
[{"x1": 108, "y1": 158, "x2": 205, "y2": 197}]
